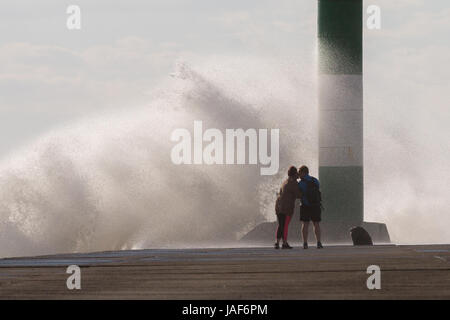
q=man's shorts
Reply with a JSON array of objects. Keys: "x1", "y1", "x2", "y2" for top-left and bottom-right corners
[{"x1": 300, "y1": 205, "x2": 322, "y2": 222}]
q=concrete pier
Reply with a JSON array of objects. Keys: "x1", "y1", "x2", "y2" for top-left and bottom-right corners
[{"x1": 0, "y1": 245, "x2": 448, "y2": 299}]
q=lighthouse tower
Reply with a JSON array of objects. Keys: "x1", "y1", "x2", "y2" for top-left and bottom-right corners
[
  {"x1": 240, "y1": 0, "x2": 390, "y2": 244},
  {"x1": 318, "y1": 0, "x2": 389, "y2": 241},
  {"x1": 318, "y1": 0, "x2": 363, "y2": 233}
]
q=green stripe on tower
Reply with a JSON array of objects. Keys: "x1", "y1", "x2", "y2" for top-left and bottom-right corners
[
  {"x1": 318, "y1": 0, "x2": 364, "y2": 231},
  {"x1": 319, "y1": 166, "x2": 363, "y2": 226},
  {"x1": 318, "y1": 0, "x2": 362, "y2": 74}
]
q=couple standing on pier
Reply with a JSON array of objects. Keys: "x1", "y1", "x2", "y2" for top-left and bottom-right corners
[{"x1": 275, "y1": 165, "x2": 323, "y2": 250}]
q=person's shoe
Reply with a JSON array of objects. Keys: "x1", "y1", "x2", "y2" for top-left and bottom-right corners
[
  {"x1": 282, "y1": 243, "x2": 293, "y2": 249},
  {"x1": 317, "y1": 242, "x2": 323, "y2": 249},
  {"x1": 303, "y1": 242, "x2": 308, "y2": 249},
  {"x1": 274, "y1": 243, "x2": 280, "y2": 249}
]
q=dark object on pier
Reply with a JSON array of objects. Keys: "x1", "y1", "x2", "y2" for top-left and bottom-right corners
[{"x1": 350, "y1": 226, "x2": 373, "y2": 246}]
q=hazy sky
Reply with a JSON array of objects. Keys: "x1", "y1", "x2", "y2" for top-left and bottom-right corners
[
  {"x1": 0, "y1": 0, "x2": 448, "y2": 159},
  {"x1": 0, "y1": 0, "x2": 315, "y2": 157}
]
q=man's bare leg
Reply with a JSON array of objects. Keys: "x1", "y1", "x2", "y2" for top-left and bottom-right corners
[
  {"x1": 313, "y1": 222, "x2": 321, "y2": 242},
  {"x1": 313, "y1": 222, "x2": 323, "y2": 248},
  {"x1": 301, "y1": 221, "x2": 309, "y2": 246}
]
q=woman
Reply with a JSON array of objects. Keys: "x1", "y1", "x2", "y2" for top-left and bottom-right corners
[{"x1": 275, "y1": 166, "x2": 302, "y2": 249}]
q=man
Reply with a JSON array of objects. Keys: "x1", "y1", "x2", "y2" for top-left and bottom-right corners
[{"x1": 298, "y1": 165, "x2": 323, "y2": 249}]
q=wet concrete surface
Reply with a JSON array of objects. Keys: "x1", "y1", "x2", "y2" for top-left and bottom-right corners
[{"x1": 0, "y1": 244, "x2": 449, "y2": 299}]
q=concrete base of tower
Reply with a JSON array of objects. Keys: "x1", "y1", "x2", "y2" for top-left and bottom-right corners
[{"x1": 239, "y1": 217, "x2": 390, "y2": 245}]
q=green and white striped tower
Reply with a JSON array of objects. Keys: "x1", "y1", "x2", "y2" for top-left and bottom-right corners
[
  {"x1": 318, "y1": 0, "x2": 364, "y2": 237},
  {"x1": 239, "y1": 0, "x2": 390, "y2": 244}
]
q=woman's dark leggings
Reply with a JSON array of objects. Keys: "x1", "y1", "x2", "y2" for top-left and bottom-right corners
[{"x1": 276, "y1": 213, "x2": 292, "y2": 242}]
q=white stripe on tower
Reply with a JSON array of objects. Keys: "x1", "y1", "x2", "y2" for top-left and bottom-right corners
[{"x1": 319, "y1": 74, "x2": 363, "y2": 167}]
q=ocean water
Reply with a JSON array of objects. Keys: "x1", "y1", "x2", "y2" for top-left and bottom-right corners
[
  {"x1": 0, "y1": 58, "x2": 317, "y2": 257},
  {"x1": 0, "y1": 57, "x2": 448, "y2": 258}
]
